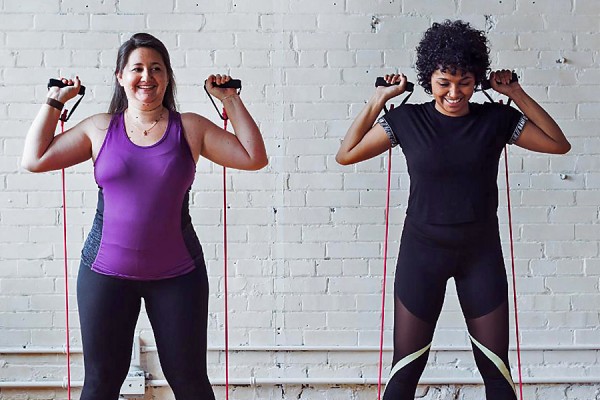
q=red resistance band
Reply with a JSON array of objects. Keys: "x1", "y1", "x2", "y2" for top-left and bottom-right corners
[
  {"x1": 504, "y1": 146, "x2": 525, "y2": 400},
  {"x1": 499, "y1": 99, "x2": 524, "y2": 399},
  {"x1": 377, "y1": 104, "x2": 394, "y2": 400},
  {"x1": 60, "y1": 110, "x2": 73, "y2": 400},
  {"x1": 222, "y1": 108, "x2": 230, "y2": 400}
]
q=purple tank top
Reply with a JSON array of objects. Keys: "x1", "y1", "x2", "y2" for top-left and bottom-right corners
[{"x1": 91, "y1": 110, "x2": 197, "y2": 280}]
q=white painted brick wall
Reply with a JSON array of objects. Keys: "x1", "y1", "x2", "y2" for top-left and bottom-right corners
[{"x1": 1, "y1": 0, "x2": 599, "y2": 398}]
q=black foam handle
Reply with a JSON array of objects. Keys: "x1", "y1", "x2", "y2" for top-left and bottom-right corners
[
  {"x1": 375, "y1": 77, "x2": 414, "y2": 92},
  {"x1": 205, "y1": 79, "x2": 242, "y2": 89},
  {"x1": 480, "y1": 72, "x2": 518, "y2": 90},
  {"x1": 48, "y1": 79, "x2": 86, "y2": 95}
]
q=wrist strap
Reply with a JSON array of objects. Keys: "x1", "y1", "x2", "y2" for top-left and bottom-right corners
[{"x1": 46, "y1": 97, "x2": 64, "y2": 111}]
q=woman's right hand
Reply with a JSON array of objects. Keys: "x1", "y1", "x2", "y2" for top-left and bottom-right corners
[
  {"x1": 376, "y1": 73, "x2": 408, "y2": 103},
  {"x1": 336, "y1": 73, "x2": 407, "y2": 165},
  {"x1": 47, "y1": 76, "x2": 82, "y2": 103},
  {"x1": 22, "y1": 76, "x2": 96, "y2": 172}
]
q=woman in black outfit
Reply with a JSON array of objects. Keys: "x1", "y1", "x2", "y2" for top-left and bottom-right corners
[{"x1": 336, "y1": 20, "x2": 570, "y2": 399}]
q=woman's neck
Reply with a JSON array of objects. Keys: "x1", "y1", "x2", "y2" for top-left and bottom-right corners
[{"x1": 126, "y1": 104, "x2": 165, "y2": 124}]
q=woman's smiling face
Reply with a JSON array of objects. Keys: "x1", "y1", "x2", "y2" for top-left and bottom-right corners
[
  {"x1": 117, "y1": 47, "x2": 168, "y2": 109},
  {"x1": 430, "y1": 69, "x2": 476, "y2": 117}
]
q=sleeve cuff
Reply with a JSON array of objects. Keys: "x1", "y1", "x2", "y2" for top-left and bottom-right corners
[
  {"x1": 508, "y1": 115, "x2": 528, "y2": 145},
  {"x1": 377, "y1": 116, "x2": 398, "y2": 148}
]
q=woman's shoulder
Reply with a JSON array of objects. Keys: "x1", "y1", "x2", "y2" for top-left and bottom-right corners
[
  {"x1": 90, "y1": 112, "x2": 113, "y2": 125},
  {"x1": 180, "y1": 112, "x2": 213, "y2": 128},
  {"x1": 76, "y1": 113, "x2": 112, "y2": 136},
  {"x1": 471, "y1": 101, "x2": 515, "y2": 110},
  {"x1": 387, "y1": 101, "x2": 428, "y2": 113},
  {"x1": 386, "y1": 101, "x2": 432, "y2": 121},
  {"x1": 76, "y1": 113, "x2": 112, "y2": 158},
  {"x1": 470, "y1": 101, "x2": 521, "y2": 118},
  {"x1": 400, "y1": 101, "x2": 430, "y2": 110},
  {"x1": 181, "y1": 111, "x2": 207, "y2": 121}
]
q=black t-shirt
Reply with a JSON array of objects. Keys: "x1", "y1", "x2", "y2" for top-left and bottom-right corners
[{"x1": 379, "y1": 100, "x2": 527, "y2": 224}]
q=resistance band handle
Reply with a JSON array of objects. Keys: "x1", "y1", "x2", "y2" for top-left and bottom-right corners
[
  {"x1": 480, "y1": 72, "x2": 518, "y2": 90},
  {"x1": 204, "y1": 79, "x2": 242, "y2": 90},
  {"x1": 47, "y1": 79, "x2": 86, "y2": 96},
  {"x1": 375, "y1": 77, "x2": 414, "y2": 92}
]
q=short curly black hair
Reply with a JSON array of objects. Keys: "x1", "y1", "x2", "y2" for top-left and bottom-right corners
[{"x1": 415, "y1": 20, "x2": 490, "y2": 94}]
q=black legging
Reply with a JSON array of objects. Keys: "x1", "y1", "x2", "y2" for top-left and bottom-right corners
[
  {"x1": 383, "y1": 216, "x2": 517, "y2": 400},
  {"x1": 77, "y1": 263, "x2": 214, "y2": 400}
]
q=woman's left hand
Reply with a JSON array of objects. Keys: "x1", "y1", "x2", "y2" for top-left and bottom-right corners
[
  {"x1": 489, "y1": 69, "x2": 522, "y2": 97},
  {"x1": 493, "y1": 69, "x2": 571, "y2": 154},
  {"x1": 205, "y1": 74, "x2": 238, "y2": 101}
]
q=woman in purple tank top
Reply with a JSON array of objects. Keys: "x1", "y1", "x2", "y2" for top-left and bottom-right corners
[{"x1": 22, "y1": 33, "x2": 267, "y2": 400}]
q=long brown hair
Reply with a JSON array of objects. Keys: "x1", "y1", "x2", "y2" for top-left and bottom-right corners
[{"x1": 108, "y1": 33, "x2": 177, "y2": 113}]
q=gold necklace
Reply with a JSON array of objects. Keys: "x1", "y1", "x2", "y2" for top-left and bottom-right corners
[{"x1": 127, "y1": 109, "x2": 164, "y2": 136}]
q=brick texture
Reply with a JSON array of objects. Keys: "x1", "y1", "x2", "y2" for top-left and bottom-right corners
[{"x1": 1, "y1": 0, "x2": 598, "y2": 398}]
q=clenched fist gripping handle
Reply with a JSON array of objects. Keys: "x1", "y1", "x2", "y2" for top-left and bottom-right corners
[
  {"x1": 204, "y1": 79, "x2": 242, "y2": 120},
  {"x1": 47, "y1": 79, "x2": 87, "y2": 122},
  {"x1": 375, "y1": 77, "x2": 415, "y2": 112}
]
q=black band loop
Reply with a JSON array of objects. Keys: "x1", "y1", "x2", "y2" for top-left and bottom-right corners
[
  {"x1": 383, "y1": 90, "x2": 413, "y2": 114},
  {"x1": 60, "y1": 95, "x2": 84, "y2": 122},
  {"x1": 481, "y1": 90, "x2": 495, "y2": 104}
]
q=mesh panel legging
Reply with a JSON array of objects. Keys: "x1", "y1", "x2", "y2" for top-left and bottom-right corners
[
  {"x1": 382, "y1": 216, "x2": 517, "y2": 400},
  {"x1": 77, "y1": 263, "x2": 215, "y2": 400}
]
